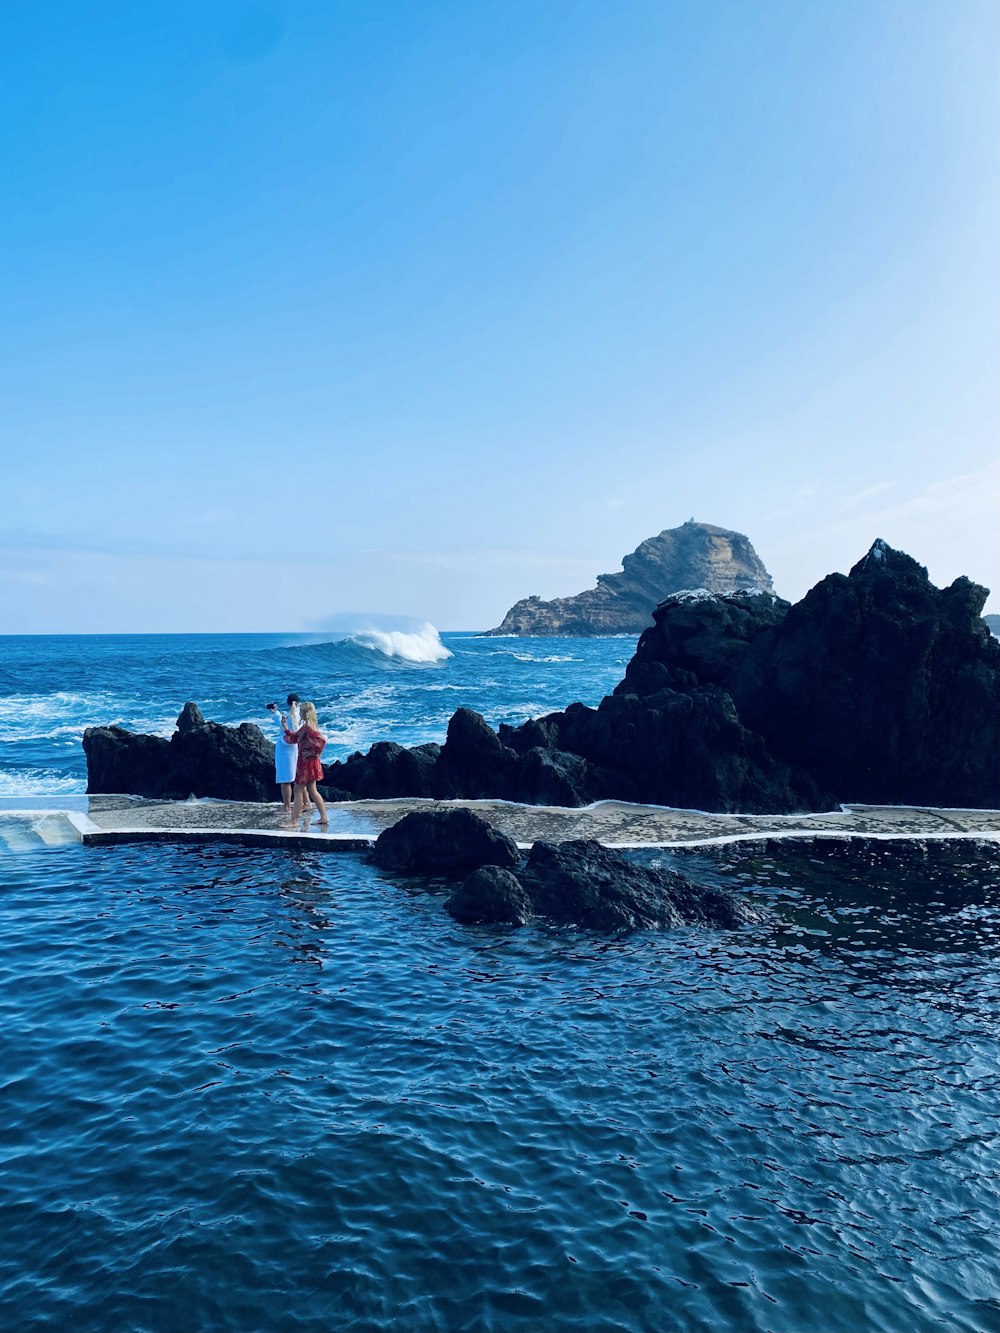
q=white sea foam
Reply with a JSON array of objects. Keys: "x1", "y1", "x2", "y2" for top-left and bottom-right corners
[
  {"x1": 349, "y1": 623, "x2": 452, "y2": 663},
  {"x1": 0, "y1": 769, "x2": 85, "y2": 797},
  {"x1": 0, "y1": 692, "x2": 117, "y2": 743},
  {"x1": 0, "y1": 692, "x2": 178, "y2": 744},
  {"x1": 487, "y1": 650, "x2": 580, "y2": 664}
]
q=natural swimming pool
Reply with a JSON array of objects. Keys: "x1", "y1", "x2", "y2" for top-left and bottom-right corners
[{"x1": 1, "y1": 828, "x2": 996, "y2": 1333}]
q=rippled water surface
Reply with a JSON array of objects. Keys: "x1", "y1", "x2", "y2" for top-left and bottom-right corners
[{"x1": 2, "y1": 832, "x2": 997, "y2": 1333}]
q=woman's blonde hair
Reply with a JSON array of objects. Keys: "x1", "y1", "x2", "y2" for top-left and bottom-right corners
[{"x1": 301, "y1": 701, "x2": 320, "y2": 730}]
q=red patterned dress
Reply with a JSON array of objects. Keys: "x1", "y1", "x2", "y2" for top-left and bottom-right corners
[{"x1": 283, "y1": 724, "x2": 326, "y2": 784}]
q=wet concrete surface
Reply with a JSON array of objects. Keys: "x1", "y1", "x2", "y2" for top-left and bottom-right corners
[{"x1": 23, "y1": 793, "x2": 996, "y2": 851}]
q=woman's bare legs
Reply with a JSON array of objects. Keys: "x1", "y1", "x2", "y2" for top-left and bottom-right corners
[
  {"x1": 291, "y1": 781, "x2": 327, "y2": 825},
  {"x1": 280, "y1": 782, "x2": 293, "y2": 816},
  {"x1": 291, "y1": 782, "x2": 326, "y2": 824},
  {"x1": 305, "y1": 780, "x2": 328, "y2": 824}
]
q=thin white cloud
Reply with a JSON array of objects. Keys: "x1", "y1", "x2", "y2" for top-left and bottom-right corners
[
  {"x1": 762, "y1": 461, "x2": 1000, "y2": 608},
  {"x1": 841, "y1": 480, "x2": 896, "y2": 510}
]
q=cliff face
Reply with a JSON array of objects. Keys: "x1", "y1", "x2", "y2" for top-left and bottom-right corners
[{"x1": 484, "y1": 520, "x2": 774, "y2": 635}]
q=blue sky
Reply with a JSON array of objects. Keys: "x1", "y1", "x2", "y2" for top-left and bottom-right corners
[{"x1": 1, "y1": 0, "x2": 996, "y2": 631}]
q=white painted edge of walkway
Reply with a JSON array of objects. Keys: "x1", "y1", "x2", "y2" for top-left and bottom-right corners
[
  {"x1": 601, "y1": 829, "x2": 1000, "y2": 850},
  {"x1": 65, "y1": 811, "x2": 103, "y2": 839},
  {"x1": 79, "y1": 824, "x2": 376, "y2": 846},
  {"x1": 76, "y1": 826, "x2": 1000, "y2": 853}
]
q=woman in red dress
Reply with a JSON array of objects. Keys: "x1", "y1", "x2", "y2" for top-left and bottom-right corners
[{"x1": 282, "y1": 701, "x2": 329, "y2": 826}]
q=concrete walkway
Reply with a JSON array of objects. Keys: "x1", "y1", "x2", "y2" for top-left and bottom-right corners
[{"x1": 3, "y1": 793, "x2": 995, "y2": 853}]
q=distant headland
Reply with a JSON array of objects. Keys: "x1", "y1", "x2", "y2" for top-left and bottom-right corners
[{"x1": 483, "y1": 519, "x2": 774, "y2": 636}]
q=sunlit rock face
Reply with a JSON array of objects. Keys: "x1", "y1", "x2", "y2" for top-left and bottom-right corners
[{"x1": 483, "y1": 520, "x2": 775, "y2": 636}]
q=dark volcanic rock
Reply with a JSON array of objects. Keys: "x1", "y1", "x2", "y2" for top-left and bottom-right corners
[
  {"x1": 617, "y1": 589, "x2": 790, "y2": 695},
  {"x1": 177, "y1": 702, "x2": 207, "y2": 732},
  {"x1": 518, "y1": 839, "x2": 765, "y2": 930},
  {"x1": 444, "y1": 839, "x2": 765, "y2": 931},
  {"x1": 84, "y1": 705, "x2": 275, "y2": 801},
  {"x1": 515, "y1": 747, "x2": 595, "y2": 806},
  {"x1": 511, "y1": 587, "x2": 824, "y2": 811},
  {"x1": 324, "y1": 740, "x2": 440, "y2": 800},
  {"x1": 555, "y1": 686, "x2": 820, "y2": 812},
  {"x1": 446, "y1": 865, "x2": 534, "y2": 924},
  {"x1": 167, "y1": 717, "x2": 275, "y2": 802},
  {"x1": 727, "y1": 541, "x2": 1000, "y2": 807},
  {"x1": 370, "y1": 808, "x2": 520, "y2": 878},
  {"x1": 83, "y1": 726, "x2": 174, "y2": 798},
  {"x1": 433, "y1": 707, "x2": 521, "y2": 799},
  {"x1": 497, "y1": 541, "x2": 1000, "y2": 810},
  {"x1": 484, "y1": 520, "x2": 774, "y2": 636}
]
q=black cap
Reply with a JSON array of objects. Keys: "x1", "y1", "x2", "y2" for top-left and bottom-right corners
[{"x1": 286, "y1": 693, "x2": 300, "y2": 706}]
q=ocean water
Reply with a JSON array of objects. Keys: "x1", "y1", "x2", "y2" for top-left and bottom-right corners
[
  {"x1": 0, "y1": 632, "x2": 998, "y2": 1333},
  {"x1": 0, "y1": 628, "x2": 632, "y2": 798}
]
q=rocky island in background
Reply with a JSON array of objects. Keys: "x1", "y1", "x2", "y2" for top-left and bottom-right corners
[
  {"x1": 84, "y1": 538, "x2": 1000, "y2": 815},
  {"x1": 483, "y1": 519, "x2": 774, "y2": 635}
]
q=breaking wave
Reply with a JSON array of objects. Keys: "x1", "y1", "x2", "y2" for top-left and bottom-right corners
[
  {"x1": 348, "y1": 623, "x2": 452, "y2": 663},
  {"x1": 271, "y1": 618, "x2": 453, "y2": 668}
]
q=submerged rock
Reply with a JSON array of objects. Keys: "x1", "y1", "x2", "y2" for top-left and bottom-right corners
[
  {"x1": 446, "y1": 865, "x2": 534, "y2": 925},
  {"x1": 444, "y1": 837, "x2": 766, "y2": 931},
  {"x1": 367, "y1": 810, "x2": 764, "y2": 932},
  {"x1": 516, "y1": 839, "x2": 766, "y2": 930},
  {"x1": 484, "y1": 520, "x2": 775, "y2": 636}
]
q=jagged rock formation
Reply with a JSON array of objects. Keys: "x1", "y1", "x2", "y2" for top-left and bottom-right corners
[
  {"x1": 484, "y1": 520, "x2": 774, "y2": 635},
  {"x1": 725, "y1": 543, "x2": 999, "y2": 807},
  {"x1": 85, "y1": 540, "x2": 1000, "y2": 813},
  {"x1": 84, "y1": 702, "x2": 275, "y2": 802}
]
